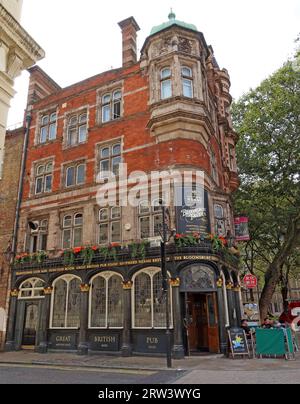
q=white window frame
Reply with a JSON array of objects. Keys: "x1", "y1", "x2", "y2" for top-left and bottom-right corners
[
  {"x1": 98, "y1": 207, "x2": 122, "y2": 245},
  {"x1": 160, "y1": 67, "x2": 172, "y2": 100},
  {"x1": 66, "y1": 111, "x2": 88, "y2": 147},
  {"x1": 65, "y1": 163, "x2": 86, "y2": 188},
  {"x1": 34, "y1": 162, "x2": 53, "y2": 195},
  {"x1": 138, "y1": 199, "x2": 162, "y2": 240},
  {"x1": 101, "y1": 89, "x2": 122, "y2": 123},
  {"x1": 50, "y1": 275, "x2": 81, "y2": 329},
  {"x1": 18, "y1": 278, "x2": 45, "y2": 300},
  {"x1": 40, "y1": 112, "x2": 57, "y2": 144},
  {"x1": 132, "y1": 267, "x2": 173, "y2": 330},
  {"x1": 62, "y1": 213, "x2": 83, "y2": 249},
  {"x1": 98, "y1": 142, "x2": 122, "y2": 179},
  {"x1": 88, "y1": 272, "x2": 124, "y2": 329},
  {"x1": 181, "y1": 66, "x2": 193, "y2": 98}
]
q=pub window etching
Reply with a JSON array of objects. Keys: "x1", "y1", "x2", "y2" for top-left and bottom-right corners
[
  {"x1": 132, "y1": 268, "x2": 173, "y2": 329},
  {"x1": 50, "y1": 275, "x2": 81, "y2": 329},
  {"x1": 181, "y1": 265, "x2": 216, "y2": 291},
  {"x1": 89, "y1": 272, "x2": 123, "y2": 329}
]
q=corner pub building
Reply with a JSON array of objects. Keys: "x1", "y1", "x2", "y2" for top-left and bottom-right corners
[{"x1": 5, "y1": 13, "x2": 241, "y2": 358}]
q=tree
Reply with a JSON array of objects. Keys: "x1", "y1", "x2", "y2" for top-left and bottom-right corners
[{"x1": 232, "y1": 56, "x2": 300, "y2": 320}]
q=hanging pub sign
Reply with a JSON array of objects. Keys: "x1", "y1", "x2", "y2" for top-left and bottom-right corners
[
  {"x1": 228, "y1": 327, "x2": 250, "y2": 359},
  {"x1": 234, "y1": 216, "x2": 250, "y2": 241},
  {"x1": 175, "y1": 186, "x2": 210, "y2": 235}
]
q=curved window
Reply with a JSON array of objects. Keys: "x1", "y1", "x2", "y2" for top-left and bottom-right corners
[
  {"x1": 66, "y1": 163, "x2": 86, "y2": 187},
  {"x1": 19, "y1": 278, "x2": 45, "y2": 299},
  {"x1": 51, "y1": 276, "x2": 81, "y2": 328},
  {"x1": 67, "y1": 110, "x2": 88, "y2": 146},
  {"x1": 181, "y1": 66, "x2": 193, "y2": 98},
  {"x1": 89, "y1": 273, "x2": 123, "y2": 328},
  {"x1": 34, "y1": 161, "x2": 53, "y2": 195},
  {"x1": 161, "y1": 68, "x2": 172, "y2": 99},
  {"x1": 101, "y1": 89, "x2": 122, "y2": 123},
  {"x1": 40, "y1": 112, "x2": 57, "y2": 143},
  {"x1": 132, "y1": 268, "x2": 173, "y2": 329}
]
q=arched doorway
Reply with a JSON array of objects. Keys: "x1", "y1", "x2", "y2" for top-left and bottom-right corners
[{"x1": 180, "y1": 264, "x2": 220, "y2": 354}]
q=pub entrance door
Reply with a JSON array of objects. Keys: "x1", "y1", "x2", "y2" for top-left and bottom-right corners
[
  {"x1": 21, "y1": 303, "x2": 39, "y2": 349},
  {"x1": 186, "y1": 293, "x2": 220, "y2": 354}
]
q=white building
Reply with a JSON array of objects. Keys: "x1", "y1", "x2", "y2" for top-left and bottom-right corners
[{"x1": 0, "y1": 0, "x2": 45, "y2": 177}]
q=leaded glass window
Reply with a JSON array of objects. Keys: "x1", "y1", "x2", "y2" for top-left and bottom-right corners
[
  {"x1": 51, "y1": 276, "x2": 81, "y2": 329},
  {"x1": 133, "y1": 269, "x2": 173, "y2": 329},
  {"x1": 89, "y1": 273, "x2": 123, "y2": 329}
]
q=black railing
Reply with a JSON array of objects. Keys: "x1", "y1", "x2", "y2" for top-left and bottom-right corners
[{"x1": 12, "y1": 241, "x2": 239, "y2": 271}]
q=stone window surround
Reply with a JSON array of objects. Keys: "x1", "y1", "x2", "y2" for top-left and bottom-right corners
[
  {"x1": 34, "y1": 105, "x2": 59, "y2": 146},
  {"x1": 60, "y1": 211, "x2": 84, "y2": 250},
  {"x1": 30, "y1": 156, "x2": 55, "y2": 198},
  {"x1": 94, "y1": 136, "x2": 124, "y2": 183},
  {"x1": 96, "y1": 80, "x2": 124, "y2": 125},
  {"x1": 60, "y1": 157, "x2": 87, "y2": 191},
  {"x1": 62, "y1": 105, "x2": 89, "y2": 150},
  {"x1": 98, "y1": 206, "x2": 122, "y2": 245}
]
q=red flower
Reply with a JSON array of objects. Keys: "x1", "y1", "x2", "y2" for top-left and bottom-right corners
[
  {"x1": 91, "y1": 246, "x2": 98, "y2": 251},
  {"x1": 73, "y1": 247, "x2": 83, "y2": 254},
  {"x1": 219, "y1": 236, "x2": 227, "y2": 246},
  {"x1": 110, "y1": 243, "x2": 120, "y2": 248},
  {"x1": 175, "y1": 234, "x2": 184, "y2": 239}
]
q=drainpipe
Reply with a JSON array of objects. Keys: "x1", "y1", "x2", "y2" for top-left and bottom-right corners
[{"x1": 11, "y1": 112, "x2": 31, "y2": 258}]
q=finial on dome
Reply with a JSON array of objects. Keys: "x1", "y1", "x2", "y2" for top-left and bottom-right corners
[{"x1": 168, "y1": 9, "x2": 176, "y2": 20}]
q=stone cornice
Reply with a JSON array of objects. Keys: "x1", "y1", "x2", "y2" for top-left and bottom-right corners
[{"x1": 0, "y1": 4, "x2": 45, "y2": 63}]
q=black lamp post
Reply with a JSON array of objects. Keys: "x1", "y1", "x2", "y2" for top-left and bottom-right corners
[{"x1": 159, "y1": 200, "x2": 175, "y2": 369}]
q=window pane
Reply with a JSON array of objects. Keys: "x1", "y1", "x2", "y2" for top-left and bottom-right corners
[
  {"x1": 113, "y1": 90, "x2": 122, "y2": 100},
  {"x1": 74, "y1": 214, "x2": 83, "y2": 226},
  {"x1": 40, "y1": 126, "x2": 48, "y2": 143},
  {"x1": 100, "y1": 159, "x2": 110, "y2": 177},
  {"x1": 113, "y1": 100, "x2": 121, "y2": 119},
  {"x1": 66, "y1": 279, "x2": 80, "y2": 328},
  {"x1": 214, "y1": 205, "x2": 224, "y2": 219},
  {"x1": 66, "y1": 166, "x2": 75, "y2": 187},
  {"x1": 79, "y1": 113, "x2": 87, "y2": 124},
  {"x1": 78, "y1": 125, "x2": 87, "y2": 143},
  {"x1": 102, "y1": 94, "x2": 111, "y2": 104},
  {"x1": 102, "y1": 105, "x2": 111, "y2": 122},
  {"x1": 139, "y1": 201, "x2": 150, "y2": 214},
  {"x1": 108, "y1": 276, "x2": 123, "y2": 327},
  {"x1": 52, "y1": 280, "x2": 67, "y2": 328},
  {"x1": 63, "y1": 215, "x2": 72, "y2": 228},
  {"x1": 91, "y1": 277, "x2": 106, "y2": 328},
  {"x1": 44, "y1": 175, "x2": 52, "y2": 192},
  {"x1": 161, "y1": 80, "x2": 172, "y2": 99},
  {"x1": 101, "y1": 147, "x2": 110, "y2": 158},
  {"x1": 153, "y1": 272, "x2": 166, "y2": 328},
  {"x1": 36, "y1": 165, "x2": 45, "y2": 175},
  {"x1": 153, "y1": 214, "x2": 162, "y2": 237},
  {"x1": 50, "y1": 113, "x2": 57, "y2": 122},
  {"x1": 140, "y1": 217, "x2": 150, "y2": 239},
  {"x1": 99, "y1": 209, "x2": 109, "y2": 221},
  {"x1": 40, "y1": 234, "x2": 47, "y2": 251},
  {"x1": 161, "y1": 68, "x2": 171, "y2": 79},
  {"x1": 111, "y1": 221, "x2": 121, "y2": 242},
  {"x1": 62, "y1": 229, "x2": 72, "y2": 249},
  {"x1": 46, "y1": 162, "x2": 53, "y2": 173},
  {"x1": 183, "y1": 78, "x2": 193, "y2": 98},
  {"x1": 134, "y1": 273, "x2": 152, "y2": 327},
  {"x1": 112, "y1": 144, "x2": 121, "y2": 156},
  {"x1": 35, "y1": 177, "x2": 43, "y2": 194},
  {"x1": 112, "y1": 156, "x2": 121, "y2": 176},
  {"x1": 76, "y1": 165, "x2": 85, "y2": 185},
  {"x1": 182, "y1": 67, "x2": 192, "y2": 77},
  {"x1": 41, "y1": 115, "x2": 49, "y2": 125},
  {"x1": 69, "y1": 116, "x2": 77, "y2": 127},
  {"x1": 68, "y1": 128, "x2": 78, "y2": 146},
  {"x1": 40, "y1": 220, "x2": 48, "y2": 230},
  {"x1": 216, "y1": 219, "x2": 226, "y2": 237},
  {"x1": 99, "y1": 223, "x2": 109, "y2": 244},
  {"x1": 73, "y1": 227, "x2": 82, "y2": 247},
  {"x1": 111, "y1": 207, "x2": 121, "y2": 219},
  {"x1": 49, "y1": 123, "x2": 57, "y2": 140}
]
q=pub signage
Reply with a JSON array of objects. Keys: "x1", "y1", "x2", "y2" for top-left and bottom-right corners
[
  {"x1": 228, "y1": 327, "x2": 250, "y2": 358},
  {"x1": 49, "y1": 332, "x2": 77, "y2": 350},
  {"x1": 134, "y1": 334, "x2": 167, "y2": 354},
  {"x1": 89, "y1": 333, "x2": 120, "y2": 351}
]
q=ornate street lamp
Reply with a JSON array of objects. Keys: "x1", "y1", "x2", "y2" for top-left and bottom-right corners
[{"x1": 158, "y1": 200, "x2": 176, "y2": 368}]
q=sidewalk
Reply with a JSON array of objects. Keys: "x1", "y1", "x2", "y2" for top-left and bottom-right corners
[{"x1": 0, "y1": 350, "x2": 299, "y2": 372}]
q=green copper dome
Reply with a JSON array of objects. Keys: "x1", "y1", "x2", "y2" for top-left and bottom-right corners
[{"x1": 150, "y1": 11, "x2": 198, "y2": 35}]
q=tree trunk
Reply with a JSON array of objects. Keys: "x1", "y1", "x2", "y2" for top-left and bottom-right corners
[{"x1": 259, "y1": 213, "x2": 300, "y2": 321}]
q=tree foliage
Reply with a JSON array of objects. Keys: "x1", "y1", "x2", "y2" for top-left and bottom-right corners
[{"x1": 232, "y1": 57, "x2": 300, "y2": 319}]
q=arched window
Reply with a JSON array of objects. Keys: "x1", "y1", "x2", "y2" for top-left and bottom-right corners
[
  {"x1": 181, "y1": 66, "x2": 193, "y2": 98},
  {"x1": 161, "y1": 68, "x2": 172, "y2": 99},
  {"x1": 19, "y1": 278, "x2": 45, "y2": 299},
  {"x1": 35, "y1": 161, "x2": 53, "y2": 195},
  {"x1": 89, "y1": 272, "x2": 123, "y2": 328},
  {"x1": 132, "y1": 268, "x2": 173, "y2": 329},
  {"x1": 40, "y1": 111, "x2": 57, "y2": 143},
  {"x1": 101, "y1": 89, "x2": 122, "y2": 123},
  {"x1": 51, "y1": 275, "x2": 81, "y2": 329}
]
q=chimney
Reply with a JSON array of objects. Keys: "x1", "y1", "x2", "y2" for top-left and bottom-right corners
[{"x1": 118, "y1": 17, "x2": 140, "y2": 68}]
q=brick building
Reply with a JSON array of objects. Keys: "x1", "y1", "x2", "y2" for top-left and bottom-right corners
[
  {"x1": 5, "y1": 14, "x2": 242, "y2": 357},
  {"x1": 0, "y1": 127, "x2": 24, "y2": 348}
]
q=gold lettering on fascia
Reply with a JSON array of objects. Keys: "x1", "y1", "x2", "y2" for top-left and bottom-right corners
[
  {"x1": 56, "y1": 336, "x2": 71, "y2": 343},
  {"x1": 146, "y1": 337, "x2": 159, "y2": 344},
  {"x1": 94, "y1": 336, "x2": 116, "y2": 343}
]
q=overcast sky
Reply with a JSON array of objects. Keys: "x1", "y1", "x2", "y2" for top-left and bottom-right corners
[{"x1": 7, "y1": 0, "x2": 300, "y2": 127}]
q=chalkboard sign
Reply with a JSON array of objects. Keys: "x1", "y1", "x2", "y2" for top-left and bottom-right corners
[{"x1": 228, "y1": 327, "x2": 250, "y2": 358}]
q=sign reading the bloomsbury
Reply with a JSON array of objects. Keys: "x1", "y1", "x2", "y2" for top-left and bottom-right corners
[{"x1": 175, "y1": 186, "x2": 210, "y2": 235}]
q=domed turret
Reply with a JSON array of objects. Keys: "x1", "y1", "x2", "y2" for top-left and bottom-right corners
[{"x1": 150, "y1": 10, "x2": 198, "y2": 36}]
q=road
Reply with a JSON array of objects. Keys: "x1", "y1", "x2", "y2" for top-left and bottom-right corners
[{"x1": 0, "y1": 363, "x2": 184, "y2": 385}]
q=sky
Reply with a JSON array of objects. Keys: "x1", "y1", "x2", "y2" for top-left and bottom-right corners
[{"x1": 7, "y1": 0, "x2": 300, "y2": 127}]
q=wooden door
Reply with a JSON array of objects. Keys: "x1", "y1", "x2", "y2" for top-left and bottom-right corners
[
  {"x1": 22, "y1": 303, "x2": 38, "y2": 348},
  {"x1": 206, "y1": 293, "x2": 220, "y2": 353}
]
